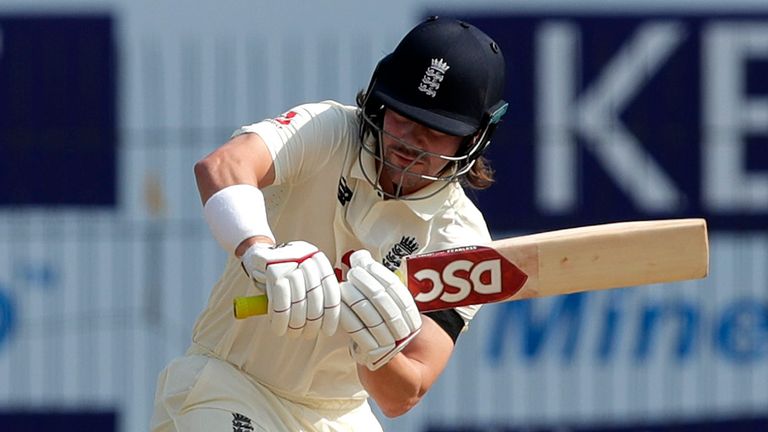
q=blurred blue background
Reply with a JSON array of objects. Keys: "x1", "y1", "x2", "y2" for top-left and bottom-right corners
[{"x1": 0, "y1": 1, "x2": 767, "y2": 431}]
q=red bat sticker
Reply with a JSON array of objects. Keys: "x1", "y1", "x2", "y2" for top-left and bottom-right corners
[{"x1": 404, "y1": 246, "x2": 528, "y2": 311}]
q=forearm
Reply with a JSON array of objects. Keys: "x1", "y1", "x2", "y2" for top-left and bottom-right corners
[{"x1": 357, "y1": 353, "x2": 427, "y2": 418}]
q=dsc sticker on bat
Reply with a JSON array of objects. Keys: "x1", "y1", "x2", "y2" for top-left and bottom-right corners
[{"x1": 403, "y1": 246, "x2": 529, "y2": 312}]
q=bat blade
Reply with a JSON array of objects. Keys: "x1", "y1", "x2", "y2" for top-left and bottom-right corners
[
  {"x1": 401, "y1": 218, "x2": 709, "y2": 312},
  {"x1": 232, "y1": 218, "x2": 709, "y2": 319}
]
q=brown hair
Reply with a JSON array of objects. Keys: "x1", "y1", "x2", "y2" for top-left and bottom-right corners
[{"x1": 355, "y1": 89, "x2": 495, "y2": 190}]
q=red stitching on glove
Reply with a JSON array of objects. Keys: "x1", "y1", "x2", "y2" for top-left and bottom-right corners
[{"x1": 265, "y1": 250, "x2": 319, "y2": 266}]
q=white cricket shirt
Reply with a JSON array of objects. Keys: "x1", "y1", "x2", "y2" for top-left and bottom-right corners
[{"x1": 189, "y1": 101, "x2": 492, "y2": 402}]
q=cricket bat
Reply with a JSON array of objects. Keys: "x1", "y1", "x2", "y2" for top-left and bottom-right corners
[{"x1": 233, "y1": 218, "x2": 709, "y2": 319}]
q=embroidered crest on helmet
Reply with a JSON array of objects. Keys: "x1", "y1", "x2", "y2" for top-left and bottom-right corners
[{"x1": 418, "y1": 58, "x2": 450, "y2": 98}]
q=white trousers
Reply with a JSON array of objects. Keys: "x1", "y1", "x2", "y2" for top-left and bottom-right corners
[{"x1": 150, "y1": 355, "x2": 383, "y2": 432}]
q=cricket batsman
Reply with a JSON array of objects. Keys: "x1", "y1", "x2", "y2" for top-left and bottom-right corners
[{"x1": 151, "y1": 16, "x2": 508, "y2": 431}]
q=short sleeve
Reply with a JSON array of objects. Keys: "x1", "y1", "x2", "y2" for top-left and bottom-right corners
[{"x1": 232, "y1": 101, "x2": 357, "y2": 185}]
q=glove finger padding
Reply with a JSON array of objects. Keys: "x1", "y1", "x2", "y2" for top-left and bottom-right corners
[
  {"x1": 340, "y1": 301, "x2": 383, "y2": 352},
  {"x1": 289, "y1": 268, "x2": 311, "y2": 338},
  {"x1": 315, "y1": 252, "x2": 341, "y2": 336},
  {"x1": 299, "y1": 258, "x2": 323, "y2": 339},
  {"x1": 266, "y1": 275, "x2": 292, "y2": 336}
]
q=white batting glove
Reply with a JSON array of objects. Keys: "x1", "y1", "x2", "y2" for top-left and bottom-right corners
[
  {"x1": 241, "y1": 241, "x2": 341, "y2": 339},
  {"x1": 340, "y1": 250, "x2": 422, "y2": 371}
]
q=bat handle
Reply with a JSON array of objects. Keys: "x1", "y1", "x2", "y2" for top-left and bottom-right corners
[
  {"x1": 232, "y1": 264, "x2": 408, "y2": 319},
  {"x1": 233, "y1": 295, "x2": 268, "y2": 319}
]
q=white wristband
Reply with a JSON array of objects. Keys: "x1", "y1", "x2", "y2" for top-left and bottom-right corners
[{"x1": 203, "y1": 184, "x2": 275, "y2": 254}]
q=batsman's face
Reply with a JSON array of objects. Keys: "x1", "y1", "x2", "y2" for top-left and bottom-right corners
[{"x1": 378, "y1": 109, "x2": 463, "y2": 195}]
